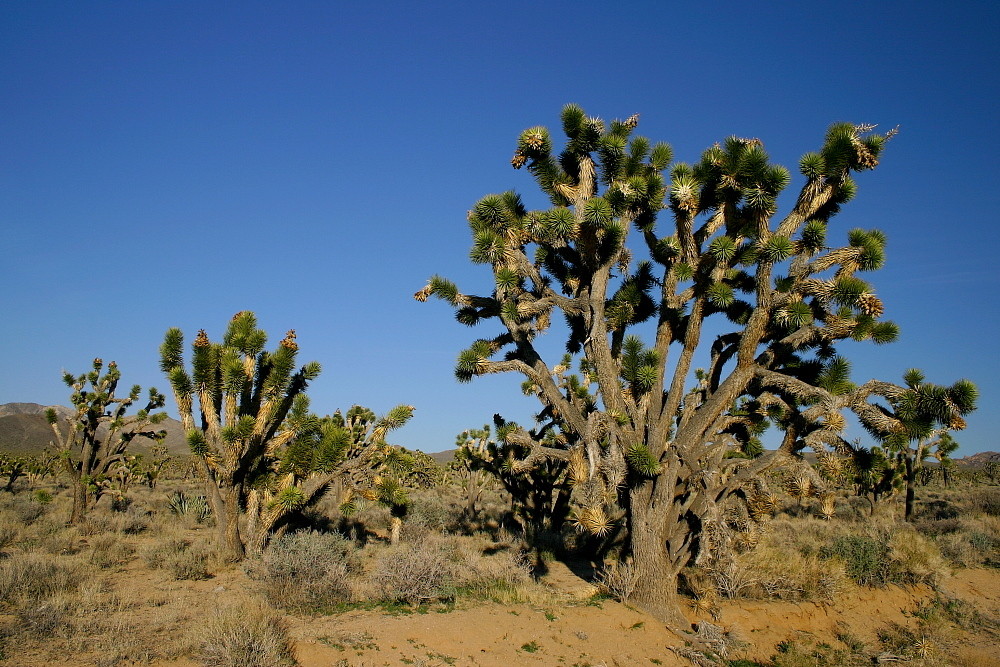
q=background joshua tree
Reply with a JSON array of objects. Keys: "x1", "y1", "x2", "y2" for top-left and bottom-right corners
[
  {"x1": 45, "y1": 358, "x2": 167, "y2": 523},
  {"x1": 857, "y1": 369, "x2": 977, "y2": 520},
  {"x1": 417, "y1": 104, "x2": 912, "y2": 626},
  {"x1": 160, "y1": 312, "x2": 414, "y2": 559},
  {"x1": 453, "y1": 425, "x2": 494, "y2": 522}
]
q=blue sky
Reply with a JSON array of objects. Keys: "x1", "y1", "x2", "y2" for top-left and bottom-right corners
[{"x1": 2, "y1": 1, "x2": 998, "y2": 455}]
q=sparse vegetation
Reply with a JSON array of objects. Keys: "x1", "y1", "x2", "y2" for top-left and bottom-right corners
[{"x1": 0, "y1": 107, "x2": 995, "y2": 665}]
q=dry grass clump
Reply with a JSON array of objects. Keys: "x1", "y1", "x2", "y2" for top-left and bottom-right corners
[
  {"x1": 245, "y1": 530, "x2": 358, "y2": 614},
  {"x1": 140, "y1": 533, "x2": 214, "y2": 580},
  {"x1": 0, "y1": 552, "x2": 86, "y2": 640},
  {"x1": 0, "y1": 510, "x2": 20, "y2": 550},
  {"x1": 369, "y1": 536, "x2": 458, "y2": 605},
  {"x1": 88, "y1": 533, "x2": 136, "y2": 569},
  {"x1": 596, "y1": 560, "x2": 639, "y2": 601},
  {"x1": 453, "y1": 541, "x2": 533, "y2": 603},
  {"x1": 194, "y1": 598, "x2": 297, "y2": 667},
  {"x1": 711, "y1": 543, "x2": 850, "y2": 601}
]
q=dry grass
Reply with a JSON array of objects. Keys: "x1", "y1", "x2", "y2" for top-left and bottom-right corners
[{"x1": 194, "y1": 598, "x2": 297, "y2": 667}]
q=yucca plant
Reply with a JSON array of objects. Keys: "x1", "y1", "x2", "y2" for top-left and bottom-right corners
[{"x1": 418, "y1": 105, "x2": 932, "y2": 627}]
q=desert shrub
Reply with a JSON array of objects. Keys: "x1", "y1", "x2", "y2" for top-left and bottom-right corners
[
  {"x1": 455, "y1": 545, "x2": 532, "y2": 603},
  {"x1": 912, "y1": 517, "x2": 962, "y2": 537},
  {"x1": 5, "y1": 494, "x2": 47, "y2": 524},
  {"x1": 821, "y1": 535, "x2": 890, "y2": 587},
  {"x1": 141, "y1": 536, "x2": 212, "y2": 580},
  {"x1": 596, "y1": 560, "x2": 638, "y2": 601},
  {"x1": 246, "y1": 530, "x2": 357, "y2": 614},
  {"x1": 914, "y1": 498, "x2": 960, "y2": 521},
  {"x1": 141, "y1": 535, "x2": 190, "y2": 569},
  {"x1": 711, "y1": 544, "x2": 851, "y2": 601},
  {"x1": 0, "y1": 553, "x2": 84, "y2": 603},
  {"x1": 17, "y1": 592, "x2": 78, "y2": 638},
  {"x1": 0, "y1": 553, "x2": 85, "y2": 639},
  {"x1": 968, "y1": 488, "x2": 1000, "y2": 517},
  {"x1": 195, "y1": 599, "x2": 296, "y2": 667},
  {"x1": 885, "y1": 530, "x2": 948, "y2": 586},
  {"x1": 27, "y1": 517, "x2": 79, "y2": 555},
  {"x1": 0, "y1": 511, "x2": 19, "y2": 550},
  {"x1": 167, "y1": 544, "x2": 212, "y2": 580},
  {"x1": 89, "y1": 534, "x2": 135, "y2": 569},
  {"x1": 31, "y1": 489, "x2": 53, "y2": 504},
  {"x1": 370, "y1": 537, "x2": 457, "y2": 605},
  {"x1": 404, "y1": 491, "x2": 459, "y2": 536}
]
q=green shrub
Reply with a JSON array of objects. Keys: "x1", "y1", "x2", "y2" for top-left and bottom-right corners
[
  {"x1": 821, "y1": 535, "x2": 890, "y2": 587},
  {"x1": 31, "y1": 489, "x2": 53, "y2": 504}
]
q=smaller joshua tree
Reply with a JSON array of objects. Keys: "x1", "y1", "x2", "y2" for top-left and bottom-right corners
[
  {"x1": 161, "y1": 312, "x2": 415, "y2": 559},
  {"x1": 46, "y1": 358, "x2": 167, "y2": 523},
  {"x1": 860, "y1": 369, "x2": 977, "y2": 520},
  {"x1": 160, "y1": 312, "x2": 322, "y2": 560}
]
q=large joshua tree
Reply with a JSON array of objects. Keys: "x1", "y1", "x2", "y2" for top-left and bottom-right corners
[
  {"x1": 160, "y1": 312, "x2": 414, "y2": 560},
  {"x1": 417, "y1": 105, "x2": 912, "y2": 625}
]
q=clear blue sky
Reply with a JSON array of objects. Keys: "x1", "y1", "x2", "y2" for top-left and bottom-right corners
[{"x1": 2, "y1": 1, "x2": 998, "y2": 455}]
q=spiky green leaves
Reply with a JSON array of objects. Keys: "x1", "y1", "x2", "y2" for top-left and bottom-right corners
[
  {"x1": 583, "y1": 197, "x2": 613, "y2": 228},
  {"x1": 707, "y1": 283, "x2": 736, "y2": 308},
  {"x1": 774, "y1": 301, "x2": 814, "y2": 329},
  {"x1": 269, "y1": 486, "x2": 306, "y2": 512},
  {"x1": 470, "y1": 229, "x2": 505, "y2": 264},
  {"x1": 649, "y1": 142, "x2": 673, "y2": 171},
  {"x1": 709, "y1": 236, "x2": 738, "y2": 263},
  {"x1": 423, "y1": 276, "x2": 461, "y2": 306},
  {"x1": 817, "y1": 357, "x2": 855, "y2": 395},
  {"x1": 799, "y1": 152, "x2": 825, "y2": 179},
  {"x1": 620, "y1": 336, "x2": 659, "y2": 395},
  {"x1": 847, "y1": 228, "x2": 887, "y2": 271},
  {"x1": 757, "y1": 235, "x2": 794, "y2": 264},
  {"x1": 160, "y1": 328, "x2": 185, "y2": 374},
  {"x1": 456, "y1": 339, "x2": 494, "y2": 383},
  {"x1": 380, "y1": 405, "x2": 416, "y2": 433},
  {"x1": 831, "y1": 276, "x2": 870, "y2": 308},
  {"x1": 625, "y1": 443, "x2": 661, "y2": 476},
  {"x1": 799, "y1": 220, "x2": 827, "y2": 253}
]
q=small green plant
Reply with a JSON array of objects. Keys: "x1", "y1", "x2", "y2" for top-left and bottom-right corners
[
  {"x1": 168, "y1": 491, "x2": 212, "y2": 523},
  {"x1": 31, "y1": 489, "x2": 53, "y2": 504},
  {"x1": 520, "y1": 640, "x2": 540, "y2": 653},
  {"x1": 821, "y1": 535, "x2": 889, "y2": 587}
]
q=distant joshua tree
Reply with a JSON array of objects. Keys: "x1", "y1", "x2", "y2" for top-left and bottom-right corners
[{"x1": 46, "y1": 358, "x2": 167, "y2": 523}]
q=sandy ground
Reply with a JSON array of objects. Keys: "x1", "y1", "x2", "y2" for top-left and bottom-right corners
[{"x1": 4, "y1": 553, "x2": 999, "y2": 667}]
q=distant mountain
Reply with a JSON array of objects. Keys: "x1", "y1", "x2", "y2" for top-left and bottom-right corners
[
  {"x1": 955, "y1": 451, "x2": 1000, "y2": 466},
  {"x1": 427, "y1": 449, "x2": 456, "y2": 465},
  {"x1": 0, "y1": 402, "x2": 189, "y2": 457}
]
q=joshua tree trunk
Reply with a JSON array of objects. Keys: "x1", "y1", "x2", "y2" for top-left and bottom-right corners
[
  {"x1": 628, "y1": 492, "x2": 689, "y2": 629},
  {"x1": 904, "y1": 455, "x2": 917, "y2": 521},
  {"x1": 222, "y1": 484, "x2": 246, "y2": 561}
]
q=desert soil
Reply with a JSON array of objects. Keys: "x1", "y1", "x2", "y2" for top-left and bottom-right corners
[{"x1": 5, "y1": 554, "x2": 998, "y2": 667}]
